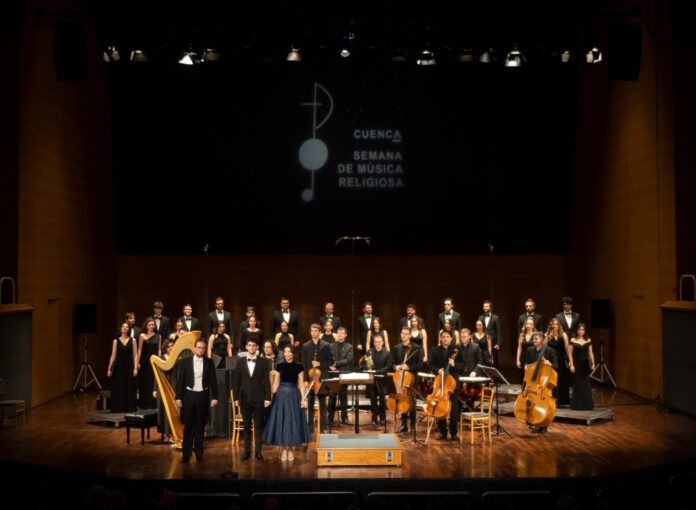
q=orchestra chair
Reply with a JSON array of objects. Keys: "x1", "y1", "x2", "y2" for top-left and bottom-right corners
[
  {"x1": 229, "y1": 389, "x2": 254, "y2": 447},
  {"x1": 0, "y1": 378, "x2": 26, "y2": 428},
  {"x1": 460, "y1": 386, "x2": 494, "y2": 445}
]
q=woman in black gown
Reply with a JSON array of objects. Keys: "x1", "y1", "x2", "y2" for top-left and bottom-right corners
[
  {"x1": 516, "y1": 317, "x2": 536, "y2": 382},
  {"x1": 263, "y1": 345, "x2": 311, "y2": 461},
  {"x1": 274, "y1": 321, "x2": 294, "y2": 351},
  {"x1": 137, "y1": 318, "x2": 161, "y2": 409},
  {"x1": 207, "y1": 322, "x2": 232, "y2": 366},
  {"x1": 472, "y1": 320, "x2": 493, "y2": 366},
  {"x1": 239, "y1": 316, "x2": 263, "y2": 352},
  {"x1": 546, "y1": 318, "x2": 571, "y2": 406},
  {"x1": 107, "y1": 322, "x2": 138, "y2": 412},
  {"x1": 569, "y1": 323, "x2": 596, "y2": 410},
  {"x1": 152, "y1": 339, "x2": 177, "y2": 443},
  {"x1": 409, "y1": 316, "x2": 428, "y2": 362},
  {"x1": 321, "y1": 319, "x2": 336, "y2": 343}
]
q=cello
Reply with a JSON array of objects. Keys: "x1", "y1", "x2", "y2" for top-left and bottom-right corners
[
  {"x1": 513, "y1": 334, "x2": 557, "y2": 428},
  {"x1": 387, "y1": 344, "x2": 416, "y2": 414},
  {"x1": 424, "y1": 348, "x2": 458, "y2": 419}
]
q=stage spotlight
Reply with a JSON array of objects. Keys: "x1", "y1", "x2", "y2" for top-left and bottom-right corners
[
  {"x1": 129, "y1": 49, "x2": 148, "y2": 63},
  {"x1": 586, "y1": 45, "x2": 602, "y2": 63},
  {"x1": 178, "y1": 51, "x2": 196, "y2": 65},
  {"x1": 504, "y1": 46, "x2": 525, "y2": 67},
  {"x1": 478, "y1": 47, "x2": 497, "y2": 64},
  {"x1": 416, "y1": 49, "x2": 436, "y2": 66},
  {"x1": 102, "y1": 45, "x2": 120, "y2": 63},
  {"x1": 457, "y1": 48, "x2": 475, "y2": 63},
  {"x1": 391, "y1": 48, "x2": 408, "y2": 62},
  {"x1": 561, "y1": 49, "x2": 571, "y2": 63},
  {"x1": 286, "y1": 47, "x2": 301, "y2": 61},
  {"x1": 202, "y1": 48, "x2": 220, "y2": 62},
  {"x1": 340, "y1": 32, "x2": 355, "y2": 58}
]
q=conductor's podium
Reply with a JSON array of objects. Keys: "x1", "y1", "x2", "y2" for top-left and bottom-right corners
[{"x1": 316, "y1": 433, "x2": 403, "y2": 467}]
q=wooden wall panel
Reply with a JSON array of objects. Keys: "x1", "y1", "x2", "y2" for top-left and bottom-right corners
[{"x1": 17, "y1": 1, "x2": 115, "y2": 407}]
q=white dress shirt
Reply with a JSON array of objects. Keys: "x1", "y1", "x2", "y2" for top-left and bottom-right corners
[{"x1": 192, "y1": 355, "x2": 204, "y2": 391}]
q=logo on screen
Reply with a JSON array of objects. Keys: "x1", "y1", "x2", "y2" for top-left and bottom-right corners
[{"x1": 298, "y1": 83, "x2": 334, "y2": 202}]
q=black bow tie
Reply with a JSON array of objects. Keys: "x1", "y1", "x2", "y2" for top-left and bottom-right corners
[
  {"x1": 247, "y1": 358, "x2": 257, "y2": 363},
  {"x1": 185, "y1": 317, "x2": 191, "y2": 320},
  {"x1": 365, "y1": 315, "x2": 372, "y2": 319},
  {"x1": 155, "y1": 316, "x2": 161, "y2": 319},
  {"x1": 565, "y1": 313, "x2": 572, "y2": 315},
  {"x1": 484, "y1": 314, "x2": 490, "y2": 317}
]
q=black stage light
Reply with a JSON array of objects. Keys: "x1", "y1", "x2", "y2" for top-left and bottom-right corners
[
  {"x1": 202, "y1": 48, "x2": 220, "y2": 62},
  {"x1": 130, "y1": 49, "x2": 148, "y2": 63},
  {"x1": 416, "y1": 48, "x2": 436, "y2": 66},
  {"x1": 286, "y1": 47, "x2": 301, "y2": 61},
  {"x1": 504, "y1": 45, "x2": 525, "y2": 67},
  {"x1": 102, "y1": 44, "x2": 120, "y2": 63},
  {"x1": 479, "y1": 47, "x2": 497, "y2": 64}
]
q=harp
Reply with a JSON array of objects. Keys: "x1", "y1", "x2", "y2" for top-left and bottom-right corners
[{"x1": 150, "y1": 330, "x2": 199, "y2": 448}]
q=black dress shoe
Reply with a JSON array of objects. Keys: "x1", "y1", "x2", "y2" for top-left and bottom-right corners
[
  {"x1": 320, "y1": 427, "x2": 328, "y2": 434},
  {"x1": 436, "y1": 433, "x2": 447, "y2": 440},
  {"x1": 180, "y1": 457, "x2": 190, "y2": 464},
  {"x1": 341, "y1": 417, "x2": 351, "y2": 425},
  {"x1": 242, "y1": 452, "x2": 251, "y2": 461},
  {"x1": 396, "y1": 424, "x2": 408, "y2": 433},
  {"x1": 371, "y1": 419, "x2": 378, "y2": 426},
  {"x1": 256, "y1": 453, "x2": 264, "y2": 461},
  {"x1": 196, "y1": 457, "x2": 204, "y2": 463},
  {"x1": 531, "y1": 427, "x2": 541, "y2": 433},
  {"x1": 449, "y1": 435, "x2": 459, "y2": 442}
]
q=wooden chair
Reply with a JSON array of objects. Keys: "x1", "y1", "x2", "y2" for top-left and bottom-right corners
[
  {"x1": 229, "y1": 389, "x2": 253, "y2": 446},
  {"x1": 0, "y1": 378, "x2": 26, "y2": 428},
  {"x1": 460, "y1": 386, "x2": 494, "y2": 445}
]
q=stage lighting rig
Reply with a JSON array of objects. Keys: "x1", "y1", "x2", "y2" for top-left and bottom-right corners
[
  {"x1": 286, "y1": 47, "x2": 302, "y2": 61},
  {"x1": 129, "y1": 49, "x2": 148, "y2": 63},
  {"x1": 102, "y1": 44, "x2": 120, "y2": 62},
  {"x1": 416, "y1": 49, "x2": 436, "y2": 66},
  {"x1": 504, "y1": 45, "x2": 525, "y2": 67}
]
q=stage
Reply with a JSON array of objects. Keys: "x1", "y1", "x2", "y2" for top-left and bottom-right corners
[{"x1": 1, "y1": 385, "x2": 696, "y2": 508}]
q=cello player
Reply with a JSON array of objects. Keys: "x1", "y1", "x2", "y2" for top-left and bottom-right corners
[
  {"x1": 427, "y1": 330, "x2": 466, "y2": 441},
  {"x1": 393, "y1": 327, "x2": 423, "y2": 434},
  {"x1": 523, "y1": 331, "x2": 559, "y2": 434}
]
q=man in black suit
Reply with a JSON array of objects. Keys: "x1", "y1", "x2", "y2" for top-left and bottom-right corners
[
  {"x1": 523, "y1": 331, "x2": 559, "y2": 434},
  {"x1": 478, "y1": 301, "x2": 502, "y2": 366},
  {"x1": 399, "y1": 304, "x2": 425, "y2": 331},
  {"x1": 175, "y1": 338, "x2": 218, "y2": 463},
  {"x1": 437, "y1": 297, "x2": 462, "y2": 332},
  {"x1": 459, "y1": 328, "x2": 483, "y2": 376},
  {"x1": 178, "y1": 304, "x2": 199, "y2": 332},
  {"x1": 152, "y1": 301, "x2": 171, "y2": 339},
  {"x1": 207, "y1": 297, "x2": 232, "y2": 340},
  {"x1": 233, "y1": 337, "x2": 271, "y2": 461},
  {"x1": 517, "y1": 298, "x2": 543, "y2": 335},
  {"x1": 302, "y1": 323, "x2": 334, "y2": 433},
  {"x1": 427, "y1": 330, "x2": 465, "y2": 441},
  {"x1": 269, "y1": 297, "x2": 300, "y2": 340},
  {"x1": 355, "y1": 301, "x2": 374, "y2": 353},
  {"x1": 556, "y1": 296, "x2": 581, "y2": 338},
  {"x1": 365, "y1": 333, "x2": 393, "y2": 426},
  {"x1": 328, "y1": 327, "x2": 353, "y2": 426},
  {"x1": 123, "y1": 312, "x2": 141, "y2": 340},
  {"x1": 238, "y1": 306, "x2": 262, "y2": 343},
  {"x1": 393, "y1": 327, "x2": 423, "y2": 433},
  {"x1": 319, "y1": 302, "x2": 342, "y2": 331}
]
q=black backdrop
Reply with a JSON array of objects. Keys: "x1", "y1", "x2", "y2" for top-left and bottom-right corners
[{"x1": 109, "y1": 57, "x2": 576, "y2": 254}]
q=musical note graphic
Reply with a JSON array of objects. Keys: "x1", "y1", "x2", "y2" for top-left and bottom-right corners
[{"x1": 298, "y1": 83, "x2": 333, "y2": 202}]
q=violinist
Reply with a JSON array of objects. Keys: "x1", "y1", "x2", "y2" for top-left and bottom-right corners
[
  {"x1": 523, "y1": 331, "x2": 559, "y2": 434},
  {"x1": 393, "y1": 327, "x2": 423, "y2": 434},
  {"x1": 366, "y1": 333, "x2": 393, "y2": 426},
  {"x1": 427, "y1": 330, "x2": 465, "y2": 441},
  {"x1": 301, "y1": 323, "x2": 335, "y2": 434}
]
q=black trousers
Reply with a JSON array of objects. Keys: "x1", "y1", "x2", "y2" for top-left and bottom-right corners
[
  {"x1": 367, "y1": 384, "x2": 387, "y2": 421},
  {"x1": 400, "y1": 400, "x2": 417, "y2": 428},
  {"x1": 241, "y1": 401, "x2": 264, "y2": 454},
  {"x1": 329, "y1": 386, "x2": 349, "y2": 420},
  {"x1": 436, "y1": 393, "x2": 461, "y2": 436},
  {"x1": 307, "y1": 390, "x2": 328, "y2": 431},
  {"x1": 181, "y1": 390, "x2": 209, "y2": 460}
]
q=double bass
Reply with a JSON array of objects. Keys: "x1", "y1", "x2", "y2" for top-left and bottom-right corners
[
  {"x1": 387, "y1": 344, "x2": 416, "y2": 414},
  {"x1": 513, "y1": 334, "x2": 557, "y2": 428},
  {"x1": 424, "y1": 348, "x2": 458, "y2": 419}
]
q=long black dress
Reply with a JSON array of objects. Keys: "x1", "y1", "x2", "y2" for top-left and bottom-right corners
[
  {"x1": 570, "y1": 341, "x2": 594, "y2": 410},
  {"x1": 263, "y1": 361, "x2": 312, "y2": 446},
  {"x1": 111, "y1": 338, "x2": 136, "y2": 413},
  {"x1": 138, "y1": 334, "x2": 160, "y2": 409},
  {"x1": 320, "y1": 333, "x2": 335, "y2": 344},
  {"x1": 547, "y1": 334, "x2": 570, "y2": 405},
  {"x1": 277, "y1": 332, "x2": 293, "y2": 351},
  {"x1": 239, "y1": 329, "x2": 263, "y2": 352},
  {"x1": 153, "y1": 353, "x2": 177, "y2": 436},
  {"x1": 518, "y1": 334, "x2": 534, "y2": 382},
  {"x1": 473, "y1": 333, "x2": 493, "y2": 366}
]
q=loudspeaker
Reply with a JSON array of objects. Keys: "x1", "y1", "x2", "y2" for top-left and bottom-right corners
[
  {"x1": 591, "y1": 299, "x2": 611, "y2": 329},
  {"x1": 54, "y1": 23, "x2": 88, "y2": 81},
  {"x1": 74, "y1": 303, "x2": 97, "y2": 333},
  {"x1": 608, "y1": 22, "x2": 641, "y2": 81}
]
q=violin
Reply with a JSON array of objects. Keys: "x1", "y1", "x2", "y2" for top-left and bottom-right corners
[
  {"x1": 424, "y1": 348, "x2": 458, "y2": 419},
  {"x1": 307, "y1": 349, "x2": 321, "y2": 393},
  {"x1": 387, "y1": 344, "x2": 416, "y2": 415},
  {"x1": 513, "y1": 334, "x2": 558, "y2": 428}
]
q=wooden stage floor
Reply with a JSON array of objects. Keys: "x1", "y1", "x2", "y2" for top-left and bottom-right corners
[{"x1": 1, "y1": 385, "x2": 695, "y2": 481}]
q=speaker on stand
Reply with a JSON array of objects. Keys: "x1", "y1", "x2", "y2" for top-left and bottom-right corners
[
  {"x1": 590, "y1": 299, "x2": 616, "y2": 388},
  {"x1": 72, "y1": 304, "x2": 102, "y2": 392}
]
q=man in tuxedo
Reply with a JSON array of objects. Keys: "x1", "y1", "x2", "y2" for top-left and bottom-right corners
[
  {"x1": 233, "y1": 337, "x2": 271, "y2": 461},
  {"x1": 302, "y1": 323, "x2": 334, "y2": 433},
  {"x1": 393, "y1": 327, "x2": 423, "y2": 433},
  {"x1": 328, "y1": 327, "x2": 353, "y2": 426},
  {"x1": 207, "y1": 297, "x2": 232, "y2": 340},
  {"x1": 517, "y1": 298, "x2": 543, "y2": 335},
  {"x1": 556, "y1": 296, "x2": 581, "y2": 338},
  {"x1": 427, "y1": 330, "x2": 465, "y2": 441},
  {"x1": 478, "y1": 301, "x2": 502, "y2": 366},
  {"x1": 175, "y1": 338, "x2": 218, "y2": 463},
  {"x1": 178, "y1": 304, "x2": 199, "y2": 332},
  {"x1": 437, "y1": 297, "x2": 462, "y2": 333},
  {"x1": 269, "y1": 297, "x2": 300, "y2": 340},
  {"x1": 123, "y1": 312, "x2": 141, "y2": 340},
  {"x1": 238, "y1": 306, "x2": 262, "y2": 342},
  {"x1": 319, "y1": 302, "x2": 342, "y2": 331},
  {"x1": 152, "y1": 301, "x2": 171, "y2": 339},
  {"x1": 355, "y1": 301, "x2": 374, "y2": 353},
  {"x1": 399, "y1": 304, "x2": 425, "y2": 330},
  {"x1": 365, "y1": 333, "x2": 393, "y2": 426}
]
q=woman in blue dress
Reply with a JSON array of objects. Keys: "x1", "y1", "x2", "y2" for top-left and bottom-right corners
[{"x1": 263, "y1": 345, "x2": 311, "y2": 461}]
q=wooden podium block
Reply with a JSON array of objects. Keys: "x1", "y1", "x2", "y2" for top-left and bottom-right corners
[{"x1": 316, "y1": 433, "x2": 403, "y2": 467}]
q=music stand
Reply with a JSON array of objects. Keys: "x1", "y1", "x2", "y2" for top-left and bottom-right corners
[
  {"x1": 219, "y1": 356, "x2": 238, "y2": 480},
  {"x1": 306, "y1": 378, "x2": 341, "y2": 435},
  {"x1": 477, "y1": 365, "x2": 511, "y2": 438},
  {"x1": 401, "y1": 385, "x2": 427, "y2": 448},
  {"x1": 373, "y1": 374, "x2": 394, "y2": 433},
  {"x1": 339, "y1": 372, "x2": 373, "y2": 433}
]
